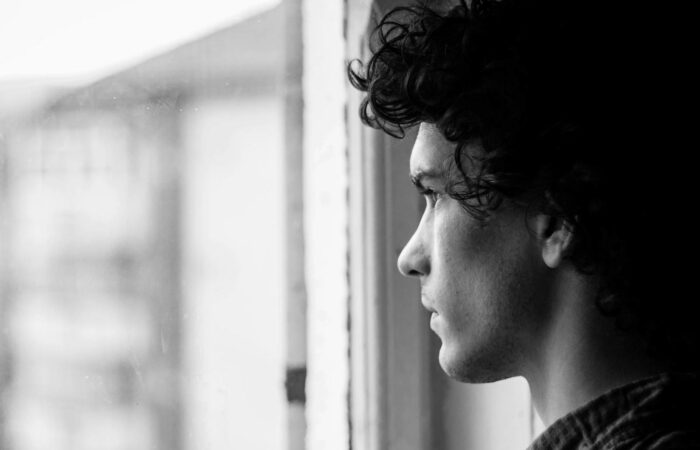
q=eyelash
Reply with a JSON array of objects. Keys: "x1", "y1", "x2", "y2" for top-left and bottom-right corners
[{"x1": 422, "y1": 188, "x2": 442, "y2": 206}]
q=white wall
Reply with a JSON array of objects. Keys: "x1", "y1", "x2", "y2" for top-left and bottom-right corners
[{"x1": 181, "y1": 95, "x2": 286, "y2": 450}]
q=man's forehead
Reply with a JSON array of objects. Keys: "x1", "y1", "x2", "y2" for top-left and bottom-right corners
[{"x1": 409, "y1": 123, "x2": 455, "y2": 179}]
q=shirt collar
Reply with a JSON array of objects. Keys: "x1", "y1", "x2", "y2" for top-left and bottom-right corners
[{"x1": 528, "y1": 372, "x2": 699, "y2": 450}]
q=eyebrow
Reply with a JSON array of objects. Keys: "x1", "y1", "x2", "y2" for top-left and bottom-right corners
[{"x1": 410, "y1": 168, "x2": 443, "y2": 192}]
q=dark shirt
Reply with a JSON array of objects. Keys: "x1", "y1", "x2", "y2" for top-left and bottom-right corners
[{"x1": 527, "y1": 373, "x2": 700, "y2": 449}]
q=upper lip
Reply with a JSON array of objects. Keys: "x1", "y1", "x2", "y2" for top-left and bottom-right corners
[{"x1": 420, "y1": 292, "x2": 437, "y2": 313}]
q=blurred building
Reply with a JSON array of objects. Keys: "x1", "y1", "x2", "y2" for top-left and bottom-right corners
[{"x1": 0, "y1": 5, "x2": 287, "y2": 450}]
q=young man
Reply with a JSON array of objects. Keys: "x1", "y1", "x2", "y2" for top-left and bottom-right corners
[{"x1": 349, "y1": 0, "x2": 698, "y2": 448}]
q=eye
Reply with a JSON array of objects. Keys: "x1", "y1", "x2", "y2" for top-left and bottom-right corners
[{"x1": 423, "y1": 188, "x2": 442, "y2": 206}]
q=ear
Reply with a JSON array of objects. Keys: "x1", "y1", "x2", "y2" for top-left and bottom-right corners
[{"x1": 532, "y1": 214, "x2": 574, "y2": 269}]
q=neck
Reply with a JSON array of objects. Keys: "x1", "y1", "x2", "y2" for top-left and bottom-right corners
[{"x1": 523, "y1": 269, "x2": 668, "y2": 427}]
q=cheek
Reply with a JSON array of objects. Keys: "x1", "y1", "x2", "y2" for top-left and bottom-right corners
[
  {"x1": 430, "y1": 214, "x2": 489, "y2": 321},
  {"x1": 476, "y1": 233, "x2": 547, "y2": 338},
  {"x1": 434, "y1": 208, "x2": 541, "y2": 327}
]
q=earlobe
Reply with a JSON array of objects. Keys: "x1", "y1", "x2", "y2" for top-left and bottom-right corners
[{"x1": 534, "y1": 214, "x2": 574, "y2": 269}]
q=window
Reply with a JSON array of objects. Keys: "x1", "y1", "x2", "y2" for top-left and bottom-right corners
[
  {"x1": 1, "y1": 1, "x2": 546, "y2": 449},
  {"x1": 1, "y1": 3, "x2": 289, "y2": 450}
]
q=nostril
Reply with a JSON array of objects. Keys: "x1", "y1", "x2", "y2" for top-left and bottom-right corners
[{"x1": 397, "y1": 249, "x2": 429, "y2": 278}]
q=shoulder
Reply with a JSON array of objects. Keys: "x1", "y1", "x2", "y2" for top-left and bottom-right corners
[
  {"x1": 593, "y1": 374, "x2": 700, "y2": 449},
  {"x1": 529, "y1": 373, "x2": 700, "y2": 450},
  {"x1": 611, "y1": 430, "x2": 700, "y2": 450},
  {"x1": 591, "y1": 374, "x2": 700, "y2": 450}
]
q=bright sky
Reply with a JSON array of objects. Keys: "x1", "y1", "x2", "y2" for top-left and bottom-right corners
[{"x1": 0, "y1": 0, "x2": 280, "y2": 84}]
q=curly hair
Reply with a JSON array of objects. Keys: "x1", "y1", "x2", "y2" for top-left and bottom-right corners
[{"x1": 348, "y1": 0, "x2": 698, "y2": 371}]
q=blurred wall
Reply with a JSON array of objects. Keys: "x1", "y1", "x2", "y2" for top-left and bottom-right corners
[{"x1": 181, "y1": 94, "x2": 285, "y2": 450}]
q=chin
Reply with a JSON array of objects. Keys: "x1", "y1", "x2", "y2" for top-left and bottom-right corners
[{"x1": 438, "y1": 341, "x2": 515, "y2": 384}]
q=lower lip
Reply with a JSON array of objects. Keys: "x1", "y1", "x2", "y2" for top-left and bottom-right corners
[{"x1": 430, "y1": 312, "x2": 438, "y2": 327}]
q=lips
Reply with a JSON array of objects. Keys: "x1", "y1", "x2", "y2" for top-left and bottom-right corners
[{"x1": 422, "y1": 294, "x2": 440, "y2": 332}]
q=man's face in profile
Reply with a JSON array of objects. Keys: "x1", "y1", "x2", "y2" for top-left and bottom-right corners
[{"x1": 397, "y1": 123, "x2": 552, "y2": 383}]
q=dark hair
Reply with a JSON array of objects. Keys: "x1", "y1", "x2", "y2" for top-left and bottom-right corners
[{"x1": 348, "y1": 0, "x2": 697, "y2": 370}]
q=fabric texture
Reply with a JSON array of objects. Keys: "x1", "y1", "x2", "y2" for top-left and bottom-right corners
[{"x1": 527, "y1": 373, "x2": 700, "y2": 449}]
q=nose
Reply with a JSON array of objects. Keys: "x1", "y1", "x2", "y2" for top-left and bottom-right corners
[{"x1": 397, "y1": 228, "x2": 430, "y2": 277}]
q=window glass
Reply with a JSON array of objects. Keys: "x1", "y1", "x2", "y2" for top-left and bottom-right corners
[{"x1": 0, "y1": 2, "x2": 288, "y2": 450}]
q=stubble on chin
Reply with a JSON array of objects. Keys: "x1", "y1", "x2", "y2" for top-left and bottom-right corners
[{"x1": 438, "y1": 335, "x2": 521, "y2": 384}]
